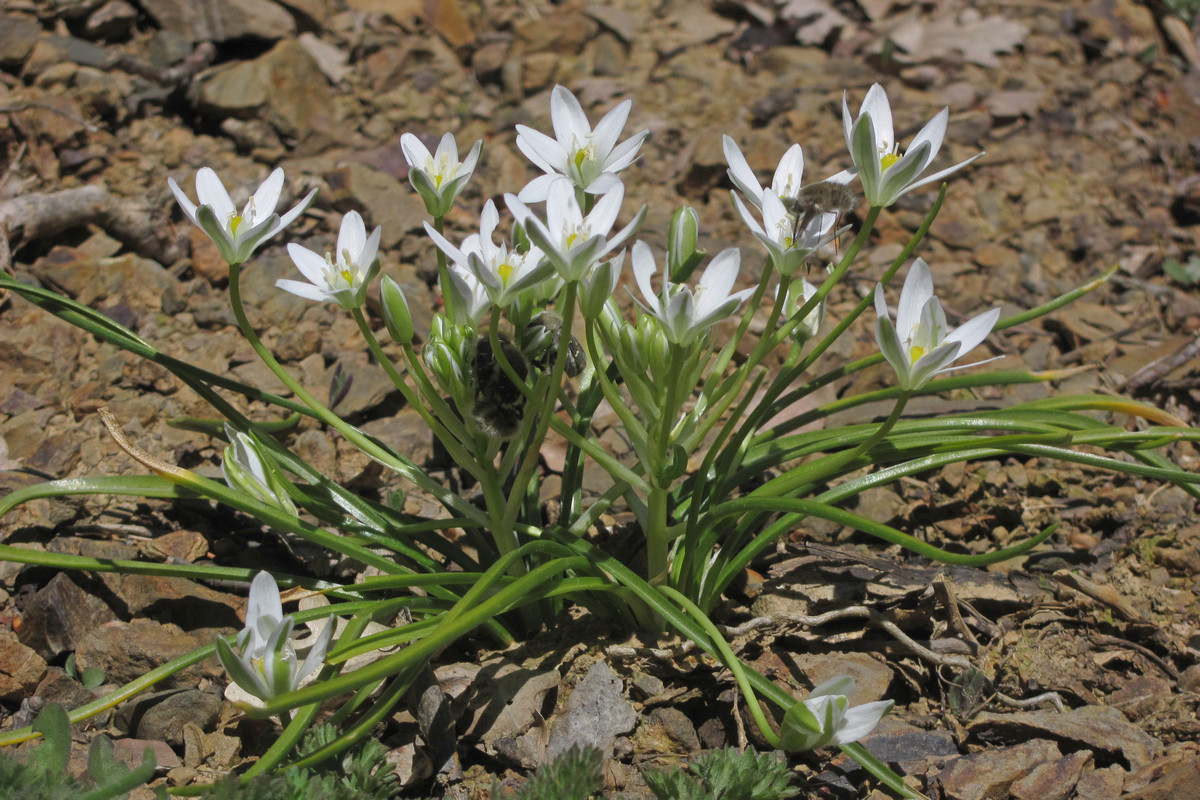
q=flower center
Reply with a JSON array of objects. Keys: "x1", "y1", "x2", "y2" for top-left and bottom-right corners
[
  {"x1": 880, "y1": 152, "x2": 900, "y2": 170},
  {"x1": 571, "y1": 136, "x2": 598, "y2": 173},
  {"x1": 229, "y1": 214, "x2": 243, "y2": 235},
  {"x1": 497, "y1": 262, "x2": 514, "y2": 285}
]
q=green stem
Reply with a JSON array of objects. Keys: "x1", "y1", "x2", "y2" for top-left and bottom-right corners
[{"x1": 227, "y1": 264, "x2": 483, "y2": 524}]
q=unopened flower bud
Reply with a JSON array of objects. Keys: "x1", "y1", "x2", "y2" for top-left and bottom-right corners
[{"x1": 380, "y1": 275, "x2": 414, "y2": 344}]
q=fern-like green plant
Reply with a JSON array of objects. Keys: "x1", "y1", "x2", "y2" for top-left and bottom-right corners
[
  {"x1": 642, "y1": 748, "x2": 798, "y2": 800},
  {"x1": 491, "y1": 746, "x2": 604, "y2": 800},
  {"x1": 198, "y1": 724, "x2": 397, "y2": 800}
]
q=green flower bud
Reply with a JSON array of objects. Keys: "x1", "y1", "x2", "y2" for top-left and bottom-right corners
[
  {"x1": 380, "y1": 275, "x2": 415, "y2": 344},
  {"x1": 667, "y1": 205, "x2": 706, "y2": 283}
]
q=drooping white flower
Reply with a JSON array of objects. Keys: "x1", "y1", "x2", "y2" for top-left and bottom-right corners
[
  {"x1": 277, "y1": 211, "x2": 381, "y2": 310},
  {"x1": 874, "y1": 258, "x2": 1001, "y2": 391},
  {"x1": 843, "y1": 83, "x2": 984, "y2": 208},
  {"x1": 732, "y1": 188, "x2": 840, "y2": 276},
  {"x1": 515, "y1": 85, "x2": 649, "y2": 203},
  {"x1": 215, "y1": 572, "x2": 334, "y2": 704},
  {"x1": 424, "y1": 199, "x2": 553, "y2": 310},
  {"x1": 221, "y1": 427, "x2": 296, "y2": 515},
  {"x1": 722, "y1": 136, "x2": 806, "y2": 210},
  {"x1": 780, "y1": 675, "x2": 893, "y2": 752},
  {"x1": 631, "y1": 241, "x2": 754, "y2": 345},
  {"x1": 169, "y1": 167, "x2": 316, "y2": 266},
  {"x1": 401, "y1": 132, "x2": 483, "y2": 217},
  {"x1": 506, "y1": 178, "x2": 645, "y2": 282}
]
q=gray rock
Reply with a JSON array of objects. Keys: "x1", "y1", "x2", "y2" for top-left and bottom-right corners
[
  {"x1": 0, "y1": 15, "x2": 42, "y2": 67},
  {"x1": 115, "y1": 688, "x2": 221, "y2": 746},
  {"x1": 546, "y1": 661, "x2": 636, "y2": 761},
  {"x1": 968, "y1": 705, "x2": 1162, "y2": 770},
  {"x1": 189, "y1": 39, "x2": 341, "y2": 147},
  {"x1": 74, "y1": 618, "x2": 226, "y2": 688},
  {"x1": 140, "y1": 0, "x2": 295, "y2": 44},
  {"x1": 17, "y1": 572, "x2": 118, "y2": 660}
]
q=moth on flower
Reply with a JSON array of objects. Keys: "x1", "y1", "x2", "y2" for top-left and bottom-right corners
[
  {"x1": 400, "y1": 132, "x2": 483, "y2": 218},
  {"x1": 168, "y1": 167, "x2": 316, "y2": 267},
  {"x1": 843, "y1": 83, "x2": 984, "y2": 208},
  {"x1": 277, "y1": 210, "x2": 382, "y2": 310},
  {"x1": 874, "y1": 258, "x2": 1002, "y2": 391},
  {"x1": 515, "y1": 84, "x2": 650, "y2": 203}
]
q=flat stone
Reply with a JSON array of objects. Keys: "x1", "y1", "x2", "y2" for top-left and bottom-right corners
[
  {"x1": 968, "y1": 705, "x2": 1162, "y2": 769},
  {"x1": 546, "y1": 661, "x2": 636, "y2": 761},
  {"x1": 111, "y1": 737, "x2": 182, "y2": 771},
  {"x1": 17, "y1": 572, "x2": 118, "y2": 660},
  {"x1": 114, "y1": 688, "x2": 222, "y2": 746},
  {"x1": 0, "y1": 15, "x2": 42, "y2": 67},
  {"x1": 190, "y1": 39, "x2": 341, "y2": 146},
  {"x1": 934, "y1": 738, "x2": 1063, "y2": 800},
  {"x1": 0, "y1": 634, "x2": 47, "y2": 700},
  {"x1": 1010, "y1": 749, "x2": 1091, "y2": 800},
  {"x1": 140, "y1": 0, "x2": 295, "y2": 43},
  {"x1": 34, "y1": 667, "x2": 99, "y2": 712},
  {"x1": 789, "y1": 651, "x2": 894, "y2": 705},
  {"x1": 74, "y1": 618, "x2": 226, "y2": 688},
  {"x1": 324, "y1": 161, "x2": 427, "y2": 248}
]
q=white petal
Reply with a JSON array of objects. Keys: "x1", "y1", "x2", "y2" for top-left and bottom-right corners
[
  {"x1": 771, "y1": 143, "x2": 804, "y2": 201},
  {"x1": 731, "y1": 191, "x2": 767, "y2": 238},
  {"x1": 809, "y1": 675, "x2": 855, "y2": 701},
  {"x1": 515, "y1": 125, "x2": 567, "y2": 175},
  {"x1": 337, "y1": 211, "x2": 367, "y2": 261},
  {"x1": 516, "y1": 173, "x2": 559, "y2": 204},
  {"x1": 631, "y1": 241, "x2": 662, "y2": 316},
  {"x1": 195, "y1": 168, "x2": 236, "y2": 224},
  {"x1": 168, "y1": 177, "x2": 199, "y2": 224},
  {"x1": 587, "y1": 183, "x2": 624, "y2": 237},
  {"x1": 276, "y1": 186, "x2": 317, "y2": 232},
  {"x1": 860, "y1": 83, "x2": 894, "y2": 152},
  {"x1": 286, "y1": 243, "x2": 331, "y2": 286},
  {"x1": 694, "y1": 248, "x2": 741, "y2": 318},
  {"x1": 550, "y1": 84, "x2": 591, "y2": 144},
  {"x1": 830, "y1": 700, "x2": 892, "y2": 745},
  {"x1": 400, "y1": 132, "x2": 432, "y2": 168},
  {"x1": 906, "y1": 108, "x2": 948, "y2": 167},
  {"x1": 591, "y1": 98, "x2": 632, "y2": 157},
  {"x1": 944, "y1": 306, "x2": 1001, "y2": 356},
  {"x1": 423, "y1": 221, "x2": 469, "y2": 269},
  {"x1": 895, "y1": 259, "x2": 933, "y2": 337},
  {"x1": 723, "y1": 135, "x2": 764, "y2": 205},
  {"x1": 584, "y1": 171, "x2": 623, "y2": 196},
  {"x1": 252, "y1": 168, "x2": 285, "y2": 219},
  {"x1": 276, "y1": 279, "x2": 332, "y2": 302},
  {"x1": 902, "y1": 152, "x2": 986, "y2": 195},
  {"x1": 603, "y1": 129, "x2": 648, "y2": 172},
  {"x1": 434, "y1": 131, "x2": 459, "y2": 163}
]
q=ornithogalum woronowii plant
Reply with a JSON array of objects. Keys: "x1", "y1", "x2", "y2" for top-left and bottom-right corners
[{"x1": 2, "y1": 82, "x2": 1197, "y2": 800}]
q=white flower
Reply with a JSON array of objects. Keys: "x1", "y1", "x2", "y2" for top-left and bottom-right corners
[
  {"x1": 515, "y1": 85, "x2": 649, "y2": 203},
  {"x1": 424, "y1": 199, "x2": 553, "y2": 309},
  {"x1": 732, "y1": 188, "x2": 840, "y2": 276},
  {"x1": 221, "y1": 427, "x2": 296, "y2": 515},
  {"x1": 874, "y1": 258, "x2": 1001, "y2": 391},
  {"x1": 401, "y1": 132, "x2": 483, "y2": 217},
  {"x1": 631, "y1": 241, "x2": 754, "y2": 345},
  {"x1": 169, "y1": 167, "x2": 316, "y2": 266},
  {"x1": 781, "y1": 275, "x2": 824, "y2": 343},
  {"x1": 843, "y1": 83, "x2": 984, "y2": 208},
  {"x1": 277, "y1": 211, "x2": 381, "y2": 310},
  {"x1": 215, "y1": 572, "x2": 334, "y2": 704},
  {"x1": 780, "y1": 675, "x2": 893, "y2": 752},
  {"x1": 722, "y1": 136, "x2": 806, "y2": 210},
  {"x1": 506, "y1": 178, "x2": 645, "y2": 282}
]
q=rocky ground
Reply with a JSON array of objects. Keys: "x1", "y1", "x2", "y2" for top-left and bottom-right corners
[{"x1": 2, "y1": 0, "x2": 1200, "y2": 797}]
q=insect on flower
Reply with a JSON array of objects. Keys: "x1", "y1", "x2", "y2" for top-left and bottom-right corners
[{"x1": 470, "y1": 335, "x2": 530, "y2": 439}]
